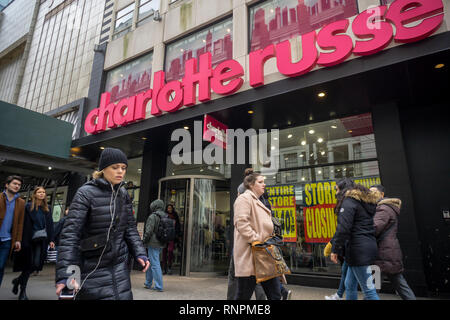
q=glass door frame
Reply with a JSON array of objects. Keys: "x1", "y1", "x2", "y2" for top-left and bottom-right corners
[{"x1": 158, "y1": 175, "x2": 227, "y2": 276}]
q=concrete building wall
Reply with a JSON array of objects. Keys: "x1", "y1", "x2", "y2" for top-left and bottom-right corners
[
  {"x1": 0, "y1": 43, "x2": 24, "y2": 103},
  {"x1": 101, "y1": 0, "x2": 450, "y2": 122}
]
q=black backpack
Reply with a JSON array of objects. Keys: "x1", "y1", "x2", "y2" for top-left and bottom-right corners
[{"x1": 155, "y1": 212, "x2": 176, "y2": 243}]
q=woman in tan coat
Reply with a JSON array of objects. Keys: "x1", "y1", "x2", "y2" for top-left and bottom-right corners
[{"x1": 233, "y1": 172, "x2": 281, "y2": 300}]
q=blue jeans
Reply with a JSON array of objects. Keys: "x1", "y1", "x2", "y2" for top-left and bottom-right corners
[
  {"x1": 0, "y1": 240, "x2": 11, "y2": 287},
  {"x1": 145, "y1": 247, "x2": 163, "y2": 291},
  {"x1": 337, "y1": 261, "x2": 349, "y2": 298},
  {"x1": 345, "y1": 265, "x2": 380, "y2": 300}
]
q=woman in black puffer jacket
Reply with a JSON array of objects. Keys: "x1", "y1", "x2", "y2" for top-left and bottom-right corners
[
  {"x1": 330, "y1": 183, "x2": 380, "y2": 300},
  {"x1": 55, "y1": 148, "x2": 149, "y2": 300}
]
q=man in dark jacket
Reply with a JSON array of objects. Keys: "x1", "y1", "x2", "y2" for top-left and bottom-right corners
[
  {"x1": 330, "y1": 185, "x2": 380, "y2": 300},
  {"x1": 0, "y1": 175, "x2": 25, "y2": 287},
  {"x1": 370, "y1": 185, "x2": 416, "y2": 300}
]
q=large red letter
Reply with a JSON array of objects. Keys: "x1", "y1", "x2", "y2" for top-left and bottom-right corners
[
  {"x1": 151, "y1": 71, "x2": 165, "y2": 116},
  {"x1": 211, "y1": 60, "x2": 244, "y2": 95},
  {"x1": 276, "y1": 31, "x2": 318, "y2": 77},
  {"x1": 113, "y1": 96, "x2": 136, "y2": 126},
  {"x1": 135, "y1": 89, "x2": 152, "y2": 121},
  {"x1": 96, "y1": 92, "x2": 116, "y2": 132},
  {"x1": 84, "y1": 108, "x2": 99, "y2": 134},
  {"x1": 157, "y1": 81, "x2": 184, "y2": 113},
  {"x1": 182, "y1": 52, "x2": 213, "y2": 106},
  {"x1": 353, "y1": 6, "x2": 393, "y2": 56},
  {"x1": 249, "y1": 44, "x2": 276, "y2": 87},
  {"x1": 317, "y1": 19, "x2": 353, "y2": 67},
  {"x1": 386, "y1": 0, "x2": 444, "y2": 43}
]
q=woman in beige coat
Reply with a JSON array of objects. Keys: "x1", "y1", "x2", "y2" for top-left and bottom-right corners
[{"x1": 233, "y1": 172, "x2": 281, "y2": 300}]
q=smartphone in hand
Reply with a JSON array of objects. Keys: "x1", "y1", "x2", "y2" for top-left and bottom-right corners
[{"x1": 59, "y1": 287, "x2": 75, "y2": 300}]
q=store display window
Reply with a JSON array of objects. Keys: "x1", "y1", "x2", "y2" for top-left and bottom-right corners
[{"x1": 254, "y1": 113, "x2": 381, "y2": 274}]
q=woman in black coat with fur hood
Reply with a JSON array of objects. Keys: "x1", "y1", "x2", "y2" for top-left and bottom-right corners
[{"x1": 330, "y1": 182, "x2": 380, "y2": 300}]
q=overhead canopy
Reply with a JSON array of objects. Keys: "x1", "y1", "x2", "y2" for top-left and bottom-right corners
[{"x1": 0, "y1": 100, "x2": 73, "y2": 159}]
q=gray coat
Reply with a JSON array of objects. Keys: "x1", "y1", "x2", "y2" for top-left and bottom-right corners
[{"x1": 143, "y1": 200, "x2": 167, "y2": 248}]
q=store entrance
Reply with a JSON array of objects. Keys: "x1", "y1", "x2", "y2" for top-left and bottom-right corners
[{"x1": 158, "y1": 176, "x2": 230, "y2": 276}]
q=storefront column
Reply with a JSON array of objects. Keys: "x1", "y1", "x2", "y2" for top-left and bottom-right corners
[
  {"x1": 66, "y1": 172, "x2": 88, "y2": 207},
  {"x1": 137, "y1": 139, "x2": 168, "y2": 223},
  {"x1": 372, "y1": 102, "x2": 428, "y2": 296}
]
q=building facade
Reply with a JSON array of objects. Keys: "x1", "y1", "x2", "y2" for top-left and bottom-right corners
[{"x1": 1, "y1": 0, "x2": 450, "y2": 297}]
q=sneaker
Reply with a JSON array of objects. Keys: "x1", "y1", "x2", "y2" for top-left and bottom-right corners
[
  {"x1": 325, "y1": 293, "x2": 342, "y2": 300},
  {"x1": 152, "y1": 288, "x2": 164, "y2": 292},
  {"x1": 286, "y1": 290, "x2": 292, "y2": 300},
  {"x1": 144, "y1": 284, "x2": 152, "y2": 289}
]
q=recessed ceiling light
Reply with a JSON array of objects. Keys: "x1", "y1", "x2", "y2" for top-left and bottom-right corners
[
  {"x1": 48, "y1": 167, "x2": 52, "y2": 170},
  {"x1": 248, "y1": 110, "x2": 254, "y2": 114},
  {"x1": 288, "y1": 134, "x2": 293, "y2": 139},
  {"x1": 142, "y1": 137, "x2": 147, "y2": 140},
  {"x1": 273, "y1": 137, "x2": 278, "y2": 141},
  {"x1": 184, "y1": 126, "x2": 189, "y2": 130},
  {"x1": 321, "y1": 151, "x2": 326, "y2": 155},
  {"x1": 300, "y1": 154, "x2": 304, "y2": 157},
  {"x1": 331, "y1": 125, "x2": 338, "y2": 129},
  {"x1": 301, "y1": 140, "x2": 306, "y2": 146},
  {"x1": 100, "y1": 147, "x2": 105, "y2": 150},
  {"x1": 348, "y1": 130, "x2": 353, "y2": 133},
  {"x1": 271, "y1": 146, "x2": 275, "y2": 150},
  {"x1": 309, "y1": 130, "x2": 315, "y2": 134},
  {"x1": 317, "y1": 138, "x2": 323, "y2": 143},
  {"x1": 318, "y1": 170, "x2": 322, "y2": 174},
  {"x1": 318, "y1": 92, "x2": 326, "y2": 98},
  {"x1": 301, "y1": 177, "x2": 305, "y2": 181},
  {"x1": 435, "y1": 63, "x2": 445, "y2": 69}
]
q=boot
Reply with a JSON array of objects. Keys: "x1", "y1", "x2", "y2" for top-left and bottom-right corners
[
  {"x1": 18, "y1": 287, "x2": 28, "y2": 300},
  {"x1": 12, "y1": 278, "x2": 20, "y2": 295}
]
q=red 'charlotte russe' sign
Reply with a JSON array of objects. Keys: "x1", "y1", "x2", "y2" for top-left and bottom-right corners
[{"x1": 85, "y1": 0, "x2": 444, "y2": 135}]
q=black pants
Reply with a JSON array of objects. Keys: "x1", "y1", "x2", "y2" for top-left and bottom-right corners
[
  {"x1": 235, "y1": 276, "x2": 281, "y2": 300},
  {"x1": 17, "y1": 243, "x2": 42, "y2": 288}
]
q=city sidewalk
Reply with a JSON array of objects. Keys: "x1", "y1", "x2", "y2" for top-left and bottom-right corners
[{"x1": 0, "y1": 264, "x2": 409, "y2": 300}]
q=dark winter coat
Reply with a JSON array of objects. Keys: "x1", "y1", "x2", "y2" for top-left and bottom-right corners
[
  {"x1": 374, "y1": 198, "x2": 404, "y2": 274},
  {"x1": 331, "y1": 189, "x2": 378, "y2": 266},
  {"x1": 55, "y1": 178, "x2": 147, "y2": 300},
  {"x1": 13, "y1": 203, "x2": 55, "y2": 272}
]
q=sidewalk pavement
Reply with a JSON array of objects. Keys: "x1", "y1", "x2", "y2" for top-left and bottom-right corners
[{"x1": 0, "y1": 264, "x2": 409, "y2": 300}]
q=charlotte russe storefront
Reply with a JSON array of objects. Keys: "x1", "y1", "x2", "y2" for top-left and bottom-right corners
[{"x1": 75, "y1": 0, "x2": 449, "y2": 294}]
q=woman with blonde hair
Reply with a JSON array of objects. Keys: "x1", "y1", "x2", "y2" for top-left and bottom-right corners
[
  {"x1": 12, "y1": 186, "x2": 55, "y2": 300},
  {"x1": 55, "y1": 147, "x2": 149, "y2": 300}
]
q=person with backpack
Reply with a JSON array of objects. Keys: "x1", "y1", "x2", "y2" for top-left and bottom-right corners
[
  {"x1": 370, "y1": 185, "x2": 416, "y2": 300},
  {"x1": 143, "y1": 199, "x2": 175, "y2": 292}
]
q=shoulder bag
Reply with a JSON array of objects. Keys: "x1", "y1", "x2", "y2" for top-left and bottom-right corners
[{"x1": 251, "y1": 235, "x2": 291, "y2": 284}]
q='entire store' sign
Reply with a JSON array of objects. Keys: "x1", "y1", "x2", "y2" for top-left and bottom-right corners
[{"x1": 85, "y1": 0, "x2": 444, "y2": 135}]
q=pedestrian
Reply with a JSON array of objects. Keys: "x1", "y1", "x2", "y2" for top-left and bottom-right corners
[
  {"x1": 324, "y1": 178, "x2": 355, "y2": 300},
  {"x1": 370, "y1": 184, "x2": 416, "y2": 300},
  {"x1": 11, "y1": 186, "x2": 55, "y2": 300},
  {"x1": 227, "y1": 174, "x2": 266, "y2": 300},
  {"x1": 55, "y1": 147, "x2": 150, "y2": 300},
  {"x1": 143, "y1": 199, "x2": 167, "y2": 292},
  {"x1": 233, "y1": 171, "x2": 281, "y2": 300},
  {"x1": 54, "y1": 204, "x2": 69, "y2": 247},
  {"x1": 0, "y1": 176, "x2": 25, "y2": 288},
  {"x1": 162, "y1": 204, "x2": 180, "y2": 275},
  {"x1": 330, "y1": 179, "x2": 380, "y2": 300}
]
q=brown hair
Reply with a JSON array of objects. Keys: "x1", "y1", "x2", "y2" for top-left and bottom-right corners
[
  {"x1": 31, "y1": 186, "x2": 49, "y2": 212},
  {"x1": 243, "y1": 172, "x2": 263, "y2": 190},
  {"x1": 5, "y1": 175, "x2": 23, "y2": 185}
]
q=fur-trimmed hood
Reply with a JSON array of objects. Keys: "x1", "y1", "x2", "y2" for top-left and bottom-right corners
[
  {"x1": 344, "y1": 188, "x2": 378, "y2": 216},
  {"x1": 345, "y1": 189, "x2": 379, "y2": 204},
  {"x1": 378, "y1": 198, "x2": 401, "y2": 215}
]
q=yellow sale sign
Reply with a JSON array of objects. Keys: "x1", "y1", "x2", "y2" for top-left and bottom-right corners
[{"x1": 266, "y1": 185, "x2": 297, "y2": 242}]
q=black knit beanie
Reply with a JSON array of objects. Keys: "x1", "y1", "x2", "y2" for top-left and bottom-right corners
[{"x1": 98, "y1": 148, "x2": 128, "y2": 171}]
